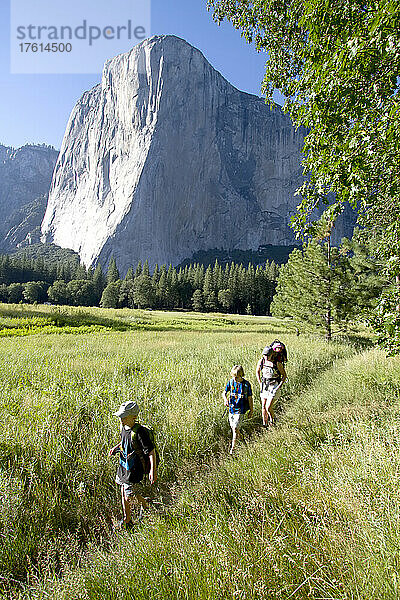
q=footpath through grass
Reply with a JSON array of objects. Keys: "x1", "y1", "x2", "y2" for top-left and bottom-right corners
[
  {"x1": 26, "y1": 348, "x2": 400, "y2": 600},
  {"x1": 0, "y1": 304, "x2": 379, "y2": 599}
]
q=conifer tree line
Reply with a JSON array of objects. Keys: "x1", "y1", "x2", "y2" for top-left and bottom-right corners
[{"x1": 0, "y1": 253, "x2": 279, "y2": 315}]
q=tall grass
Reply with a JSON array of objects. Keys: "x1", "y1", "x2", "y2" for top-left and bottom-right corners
[
  {"x1": 0, "y1": 305, "x2": 368, "y2": 598},
  {"x1": 23, "y1": 348, "x2": 400, "y2": 600}
]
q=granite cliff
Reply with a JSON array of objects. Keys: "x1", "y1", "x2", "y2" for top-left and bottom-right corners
[
  {"x1": 41, "y1": 35, "x2": 352, "y2": 273},
  {"x1": 0, "y1": 144, "x2": 58, "y2": 250}
]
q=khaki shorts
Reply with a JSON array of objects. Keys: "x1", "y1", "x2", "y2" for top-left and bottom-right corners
[
  {"x1": 260, "y1": 382, "x2": 281, "y2": 403},
  {"x1": 115, "y1": 474, "x2": 141, "y2": 496},
  {"x1": 228, "y1": 412, "x2": 244, "y2": 431}
]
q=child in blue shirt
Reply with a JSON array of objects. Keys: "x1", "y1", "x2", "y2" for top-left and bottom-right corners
[{"x1": 223, "y1": 365, "x2": 253, "y2": 454}]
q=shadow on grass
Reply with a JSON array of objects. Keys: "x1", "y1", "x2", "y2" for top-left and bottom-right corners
[{"x1": 340, "y1": 333, "x2": 374, "y2": 351}]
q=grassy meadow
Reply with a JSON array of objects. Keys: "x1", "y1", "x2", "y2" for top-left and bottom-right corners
[{"x1": 1, "y1": 304, "x2": 399, "y2": 599}]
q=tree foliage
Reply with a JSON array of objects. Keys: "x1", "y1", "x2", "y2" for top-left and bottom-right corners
[
  {"x1": 133, "y1": 274, "x2": 156, "y2": 309},
  {"x1": 23, "y1": 281, "x2": 47, "y2": 304},
  {"x1": 66, "y1": 280, "x2": 97, "y2": 307},
  {"x1": 209, "y1": 0, "x2": 400, "y2": 347},
  {"x1": 106, "y1": 257, "x2": 120, "y2": 284},
  {"x1": 100, "y1": 282, "x2": 121, "y2": 309},
  {"x1": 48, "y1": 280, "x2": 68, "y2": 305},
  {"x1": 209, "y1": 0, "x2": 399, "y2": 228},
  {"x1": 271, "y1": 242, "x2": 338, "y2": 338},
  {"x1": 271, "y1": 238, "x2": 383, "y2": 337},
  {"x1": 0, "y1": 253, "x2": 280, "y2": 314}
]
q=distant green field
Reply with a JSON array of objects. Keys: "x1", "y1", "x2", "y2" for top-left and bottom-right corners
[
  {"x1": 0, "y1": 303, "x2": 297, "y2": 336},
  {"x1": 1, "y1": 303, "x2": 385, "y2": 599}
]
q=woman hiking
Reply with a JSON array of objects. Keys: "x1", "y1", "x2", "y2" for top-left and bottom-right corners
[{"x1": 256, "y1": 340, "x2": 287, "y2": 427}]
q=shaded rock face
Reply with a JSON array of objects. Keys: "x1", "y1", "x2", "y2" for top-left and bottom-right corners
[
  {"x1": 41, "y1": 35, "x2": 352, "y2": 273},
  {"x1": 0, "y1": 145, "x2": 58, "y2": 250},
  {"x1": 4, "y1": 195, "x2": 48, "y2": 249}
]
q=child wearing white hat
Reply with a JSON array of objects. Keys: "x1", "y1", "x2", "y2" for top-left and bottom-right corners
[{"x1": 109, "y1": 400, "x2": 157, "y2": 529}]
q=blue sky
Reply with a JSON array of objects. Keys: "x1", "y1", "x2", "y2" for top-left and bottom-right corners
[{"x1": 0, "y1": 0, "x2": 274, "y2": 149}]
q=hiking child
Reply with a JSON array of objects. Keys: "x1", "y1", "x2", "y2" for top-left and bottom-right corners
[
  {"x1": 223, "y1": 365, "x2": 253, "y2": 455},
  {"x1": 109, "y1": 400, "x2": 157, "y2": 528},
  {"x1": 256, "y1": 340, "x2": 287, "y2": 427}
]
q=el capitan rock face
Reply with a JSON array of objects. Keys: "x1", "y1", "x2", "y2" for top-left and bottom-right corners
[{"x1": 41, "y1": 35, "x2": 332, "y2": 273}]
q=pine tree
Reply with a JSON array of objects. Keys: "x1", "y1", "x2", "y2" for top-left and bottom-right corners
[
  {"x1": 267, "y1": 261, "x2": 279, "y2": 281},
  {"x1": 118, "y1": 278, "x2": 135, "y2": 308},
  {"x1": 167, "y1": 266, "x2": 180, "y2": 308},
  {"x1": 227, "y1": 263, "x2": 240, "y2": 313},
  {"x1": 20, "y1": 254, "x2": 30, "y2": 283},
  {"x1": 135, "y1": 261, "x2": 143, "y2": 278},
  {"x1": 339, "y1": 235, "x2": 385, "y2": 322},
  {"x1": 107, "y1": 257, "x2": 120, "y2": 284},
  {"x1": 177, "y1": 267, "x2": 193, "y2": 308},
  {"x1": 193, "y1": 264, "x2": 205, "y2": 290},
  {"x1": 125, "y1": 267, "x2": 134, "y2": 281},
  {"x1": 117, "y1": 267, "x2": 135, "y2": 308},
  {"x1": 270, "y1": 240, "x2": 370, "y2": 339},
  {"x1": 202, "y1": 266, "x2": 216, "y2": 311},
  {"x1": 223, "y1": 263, "x2": 230, "y2": 290},
  {"x1": 192, "y1": 289, "x2": 204, "y2": 312},
  {"x1": 152, "y1": 264, "x2": 160, "y2": 286},
  {"x1": 218, "y1": 288, "x2": 233, "y2": 313},
  {"x1": 142, "y1": 260, "x2": 150, "y2": 277},
  {"x1": 187, "y1": 264, "x2": 196, "y2": 288},
  {"x1": 246, "y1": 263, "x2": 256, "y2": 311},
  {"x1": 34, "y1": 257, "x2": 46, "y2": 281},
  {"x1": 49, "y1": 263, "x2": 58, "y2": 284},
  {"x1": 215, "y1": 260, "x2": 225, "y2": 294},
  {"x1": 0, "y1": 255, "x2": 12, "y2": 285},
  {"x1": 271, "y1": 243, "x2": 331, "y2": 337},
  {"x1": 100, "y1": 281, "x2": 121, "y2": 308},
  {"x1": 93, "y1": 264, "x2": 106, "y2": 300},
  {"x1": 256, "y1": 263, "x2": 277, "y2": 315},
  {"x1": 157, "y1": 266, "x2": 169, "y2": 308},
  {"x1": 56, "y1": 262, "x2": 71, "y2": 282},
  {"x1": 133, "y1": 274, "x2": 156, "y2": 309},
  {"x1": 74, "y1": 263, "x2": 88, "y2": 281},
  {"x1": 237, "y1": 264, "x2": 247, "y2": 312}
]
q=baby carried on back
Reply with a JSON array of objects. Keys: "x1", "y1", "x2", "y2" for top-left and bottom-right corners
[{"x1": 256, "y1": 340, "x2": 287, "y2": 427}]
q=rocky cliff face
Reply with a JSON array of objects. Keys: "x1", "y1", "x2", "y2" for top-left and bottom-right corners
[
  {"x1": 41, "y1": 35, "x2": 351, "y2": 273},
  {"x1": 0, "y1": 144, "x2": 58, "y2": 250}
]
